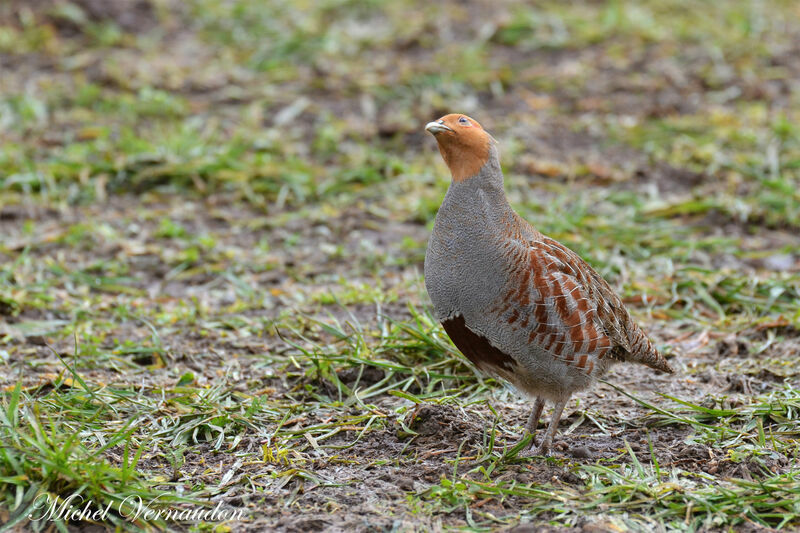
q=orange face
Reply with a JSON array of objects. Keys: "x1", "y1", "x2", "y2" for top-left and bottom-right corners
[{"x1": 425, "y1": 114, "x2": 492, "y2": 182}]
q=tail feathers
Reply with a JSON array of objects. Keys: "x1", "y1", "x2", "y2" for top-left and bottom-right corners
[{"x1": 620, "y1": 322, "x2": 674, "y2": 373}]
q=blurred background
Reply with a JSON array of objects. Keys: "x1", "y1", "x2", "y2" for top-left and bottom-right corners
[
  {"x1": 1, "y1": 1, "x2": 800, "y2": 530},
  {"x1": 2, "y1": 0, "x2": 798, "y2": 327}
]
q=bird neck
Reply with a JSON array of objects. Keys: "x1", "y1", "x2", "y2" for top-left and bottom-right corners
[
  {"x1": 441, "y1": 146, "x2": 512, "y2": 223},
  {"x1": 451, "y1": 144, "x2": 506, "y2": 197}
]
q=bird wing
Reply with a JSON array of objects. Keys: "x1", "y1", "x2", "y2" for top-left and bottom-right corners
[{"x1": 497, "y1": 234, "x2": 671, "y2": 374}]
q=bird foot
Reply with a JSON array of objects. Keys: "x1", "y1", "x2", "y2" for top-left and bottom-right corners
[
  {"x1": 517, "y1": 445, "x2": 552, "y2": 458},
  {"x1": 537, "y1": 442, "x2": 552, "y2": 456},
  {"x1": 515, "y1": 437, "x2": 553, "y2": 458},
  {"x1": 532, "y1": 436, "x2": 555, "y2": 457}
]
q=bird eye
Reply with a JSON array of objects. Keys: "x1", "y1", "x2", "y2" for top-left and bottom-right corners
[{"x1": 458, "y1": 117, "x2": 470, "y2": 125}]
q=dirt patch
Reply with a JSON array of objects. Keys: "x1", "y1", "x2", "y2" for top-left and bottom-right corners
[{"x1": 505, "y1": 115, "x2": 706, "y2": 195}]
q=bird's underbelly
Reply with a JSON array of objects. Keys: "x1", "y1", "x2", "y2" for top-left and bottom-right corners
[
  {"x1": 447, "y1": 311, "x2": 594, "y2": 400},
  {"x1": 426, "y1": 258, "x2": 594, "y2": 400}
]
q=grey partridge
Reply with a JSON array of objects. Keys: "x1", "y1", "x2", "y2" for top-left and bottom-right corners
[{"x1": 424, "y1": 114, "x2": 674, "y2": 455}]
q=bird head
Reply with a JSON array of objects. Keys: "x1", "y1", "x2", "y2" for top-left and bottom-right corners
[{"x1": 425, "y1": 114, "x2": 496, "y2": 182}]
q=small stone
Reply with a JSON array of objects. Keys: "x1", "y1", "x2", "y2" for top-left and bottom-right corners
[{"x1": 571, "y1": 446, "x2": 592, "y2": 458}]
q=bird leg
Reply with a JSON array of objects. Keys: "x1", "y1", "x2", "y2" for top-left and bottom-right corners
[
  {"x1": 521, "y1": 397, "x2": 545, "y2": 449},
  {"x1": 538, "y1": 398, "x2": 568, "y2": 455}
]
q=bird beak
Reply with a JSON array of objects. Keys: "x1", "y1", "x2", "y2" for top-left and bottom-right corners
[{"x1": 425, "y1": 121, "x2": 452, "y2": 135}]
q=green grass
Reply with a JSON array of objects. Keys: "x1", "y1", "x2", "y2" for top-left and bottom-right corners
[
  {"x1": 0, "y1": 380, "x2": 193, "y2": 531},
  {"x1": 1, "y1": 0, "x2": 800, "y2": 530}
]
